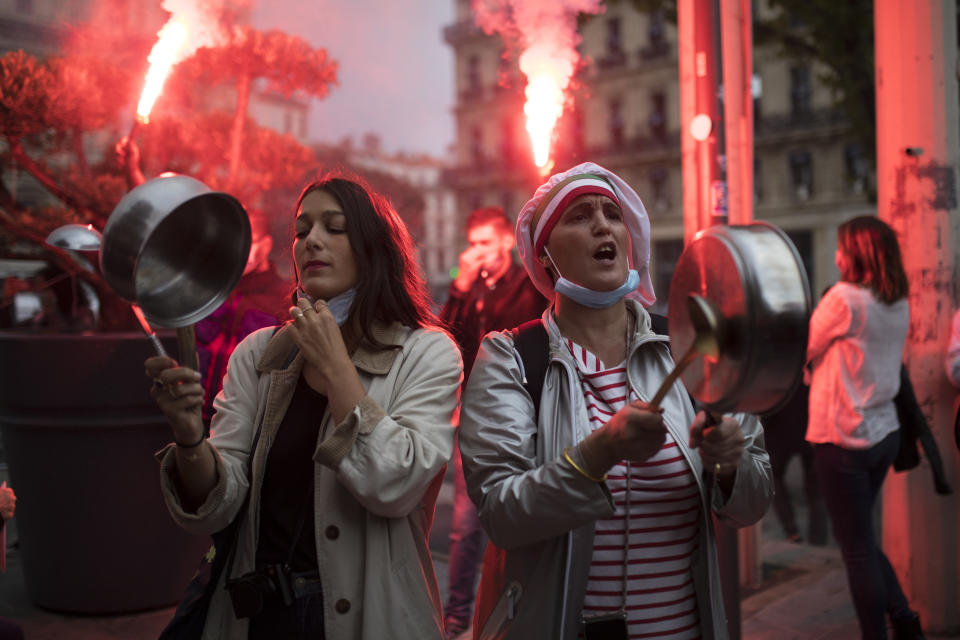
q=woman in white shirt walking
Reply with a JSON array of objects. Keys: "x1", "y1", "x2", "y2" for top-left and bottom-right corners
[{"x1": 806, "y1": 216, "x2": 923, "y2": 640}]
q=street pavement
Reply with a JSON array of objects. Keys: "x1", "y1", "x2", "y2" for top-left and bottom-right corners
[{"x1": 0, "y1": 461, "x2": 956, "y2": 640}]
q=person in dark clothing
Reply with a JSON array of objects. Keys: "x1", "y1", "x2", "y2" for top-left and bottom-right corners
[
  {"x1": 440, "y1": 207, "x2": 549, "y2": 381},
  {"x1": 761, "y1": 383, "x2": 828, "y2": 545},
  {"x1": 195, "y1": 209, "x2": 290, "y2": 427},
  {"x1": 440, "y1": 206, "x2": 548, "y2": 638}
]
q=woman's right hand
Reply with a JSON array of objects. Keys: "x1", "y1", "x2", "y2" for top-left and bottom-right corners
[
  {"x1": 145, "y1": 356, "x2": 204, "y2": 446},
  {"x1": 579, "y1": 401, "x2": 667, "y2": 475}
]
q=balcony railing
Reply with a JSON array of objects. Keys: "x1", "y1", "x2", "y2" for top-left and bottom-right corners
[
  {"x1": 755, "y1": 109, "x2": 848, "y2": 137},
  {"x1": 443, "y1": 20, "x2": 485, "y2": 44}
]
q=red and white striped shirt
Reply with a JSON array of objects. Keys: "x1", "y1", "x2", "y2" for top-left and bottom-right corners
[{"x1": 565, "y1": 337, "x2": 701, "y2": 640}]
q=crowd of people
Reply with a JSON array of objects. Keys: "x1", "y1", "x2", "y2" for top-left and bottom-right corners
[{"x1": 91, "y1": 159, "x2": 955, "y2": 639}]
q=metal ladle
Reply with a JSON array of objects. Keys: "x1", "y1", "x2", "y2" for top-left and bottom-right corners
[{"x1": 648, "y1": 293, "x2": 721, "y2": 410}]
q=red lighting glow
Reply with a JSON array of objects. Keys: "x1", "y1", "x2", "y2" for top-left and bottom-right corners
[{"x1": 473, "y1": 0, "x2": 604, "y2": 169}]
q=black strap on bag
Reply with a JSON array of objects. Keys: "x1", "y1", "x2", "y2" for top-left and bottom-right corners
[
  {"x1": 511, "y1": 319, "x2": 549, "y2": 422},
  {"x1": 510, "y1": 313, "x2": 671, "y2": 421},
  {"x1": 893, "y1": 365, "x2": 923, "y2": 471},
  {"x1": 159, "y1": 331, "x2": 294, "y2": 640},
  {"x1": 955, "y1": 402, "x2": 960, "y2": 455},
  {"x1": 893, "y1": 365, "x2": 953, "y2": 495}
]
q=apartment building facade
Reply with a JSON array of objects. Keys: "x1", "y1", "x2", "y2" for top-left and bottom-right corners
[{"x1": 443, "y1": 0, "x2": 873, "y2": 309}]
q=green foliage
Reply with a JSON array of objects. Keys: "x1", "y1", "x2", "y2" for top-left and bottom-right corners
[{"x1": 755, "y1": 0, "x2": 876, "y2": 173}]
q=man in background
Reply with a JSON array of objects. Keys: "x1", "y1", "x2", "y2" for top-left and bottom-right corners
[{"x1": 440, "y1": 206, "x2": 548, "y2": 637}]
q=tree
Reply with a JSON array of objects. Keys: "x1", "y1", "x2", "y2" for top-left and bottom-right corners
[
  {"x1": 173, "y1": 27, "x2": 338, "y2": 191},
  {"x1": 0, "y1": 21, "x2": 338, "y2": 330}
]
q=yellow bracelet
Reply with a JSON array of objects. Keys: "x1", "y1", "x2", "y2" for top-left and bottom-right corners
[{"x1": 562, "y1": 447, "x2": 607, "y2": 483}]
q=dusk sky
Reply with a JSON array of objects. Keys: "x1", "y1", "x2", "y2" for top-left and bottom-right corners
[{"x1": 251, "y1": 0, "x2": 456, "y2": 158}]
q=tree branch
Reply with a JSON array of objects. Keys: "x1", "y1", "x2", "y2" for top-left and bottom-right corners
[
  {"x1": 8, "y1": 139, "x2": 97, "y2": 217},
  {"x1": 227, "y1": 71, "x2": 251, "y2": 190}
]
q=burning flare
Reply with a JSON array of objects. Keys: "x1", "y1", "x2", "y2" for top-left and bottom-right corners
[
  {"x1": 133, "y1": 1, "x2": 227, "y2": 125},
  {"x1": 473, "y1": 0, "x2": 604, "y2": 168},
  {"x1": 136, "y1": 19, "x2": 187, "y2": 122},
  {"x1": 521, "y1": 55, "x2": 571, "y2": 168}
]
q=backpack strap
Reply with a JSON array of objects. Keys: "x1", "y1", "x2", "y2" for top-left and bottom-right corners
[
  {"x1": 649, "y1": 312, "x2": 669, "y2": 336},
  {"x1": 510, "y1": 319, "x2": 549, "y2": 423},
  {"x1": 510, "y1": 312, "x2": 672, "y2": 423}
]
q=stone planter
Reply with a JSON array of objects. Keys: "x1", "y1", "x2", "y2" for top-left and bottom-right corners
[{"x1": 0, "y1": 332, "x2": 209, "y2": 613}]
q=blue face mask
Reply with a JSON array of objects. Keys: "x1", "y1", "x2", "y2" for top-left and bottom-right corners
[
  {"x1": 545, "y1": 248, "x2": 640, "y2": 309},
  {"x1": 297, "y1": 287, "x2": 356, "y2": 326}
]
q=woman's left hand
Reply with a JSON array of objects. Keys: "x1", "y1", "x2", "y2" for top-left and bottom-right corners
[
  {"x1": 288, "y1": 298, "x2": 353, "y2": 385},
  {"x1": 689, "y1": 412, "x2": 745, "y2": 479},
  {"x1": 288, "y1": 298, "x2": 366, "y2": 422}
]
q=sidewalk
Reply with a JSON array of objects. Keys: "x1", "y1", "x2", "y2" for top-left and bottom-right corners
[{"x1": 0, "y1": 463, "x2": 956, "y2": 639}]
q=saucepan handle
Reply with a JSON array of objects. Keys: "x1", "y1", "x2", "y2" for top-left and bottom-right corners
[{"x1": 176, "y1": 325, "x2": 199, "y2": 371}]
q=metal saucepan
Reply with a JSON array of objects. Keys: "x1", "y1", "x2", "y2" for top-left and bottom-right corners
[
  {"x1": 99, "y1": 174, "x2": 251, "y2": 330},
  {"x1": 665, "y1": 222, "x2": 811, "y2": 415}
]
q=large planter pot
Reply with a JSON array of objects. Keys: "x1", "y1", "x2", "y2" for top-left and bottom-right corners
[{"x1": 0, "y1": 332, "x2": 210, "y2": 614}]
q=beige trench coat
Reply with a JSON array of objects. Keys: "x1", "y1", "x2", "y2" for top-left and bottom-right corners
[{"x1": 157, "y1": 321, "x2": 462, "y2": 639}]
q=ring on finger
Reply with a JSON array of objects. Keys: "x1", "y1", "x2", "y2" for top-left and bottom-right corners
[{"x1": 714, "y1": 462, "x2": 722, "y2": 475}]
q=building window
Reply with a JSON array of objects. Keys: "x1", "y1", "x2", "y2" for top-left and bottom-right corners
[
  {"x1": 470, "y1": 125, "x2": 484, "y2": 166},
  {"x1": 649, "y1": 166, "x2": 669, "y2": 213},
  {"x1": 501, "y1": 191, "x2": 515, "y2": 216},
  {"x1": 790, "y1": 66, "x2": 812, "y2": 119},
  {"x1": 555, "y1": 105, "x2": 585, "y2": 164},
  {"x1": 609, "y1": 98, "x2": 625, "y2": 150},
  {"x1": 469, "y1": 192, "x2": 483, "y2": 211},
  {"x1": 606, "y1": 17, "x2": 623, "y2": 56},
  {"x1": 753, "y1": 155, "x2": 764, "y2": 204},
  {"x1": 466, "y1": 55, "x2": 481, "y2": 97},
  {"x1": 649, "y1": 92, "x2": 667, "y2": 142},
  {"x1": 845, "y1": 144, "x2": 869, "y2": 195},
  {"x1": 499, "y1": 117, "x2": 514, "y2": 165},
  {"x1": 283, "y1": 111, "x2": 292, "y2": 134},
  {"x1": 752, "y1": 73, "x2": 763, "y2": 127},
  {"x1": 648, "y1": 11, "x2": 665, "y2": 46},
  {"x1": 641, "y1": 11, "x2": 669, "y2": 59},
  {"x1": 299, "y1": 113, "x2": 307, "y2": 138},
  {"x1": 497, "y1": 48, "x2": 512, "y2": 87},
  {"x1": 650, "y1": 238, "x2": 685, "y2": 316},
  {"x1": 789, "y1": 151, "x2": 813, "y2": 201},
  {"x1": 600, "y1": 17, "x2": 626, "y2": 67}
]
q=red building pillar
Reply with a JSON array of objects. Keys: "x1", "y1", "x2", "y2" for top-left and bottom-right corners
[{"x1": 875, "y1": 1, "x2": 960, "y2": 634}]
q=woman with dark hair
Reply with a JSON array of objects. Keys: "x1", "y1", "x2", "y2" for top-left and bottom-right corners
[
  {"x1": 806, "y1": 215, "x2": 923, "y2": 640},
  {"x1": 145, "y1": 171, "x2": 462, "y2": 639}
]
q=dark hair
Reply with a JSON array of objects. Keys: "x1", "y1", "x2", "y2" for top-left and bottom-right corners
[
  {"x1": 295, "y1": 170, "x2": 439, "y2": 348},
  {"x1": 465, "y1": 206, "x2": 512, "y2": 236},
  {"x1": 837, "y1": 216, "x2": 908, "y2": 304}
]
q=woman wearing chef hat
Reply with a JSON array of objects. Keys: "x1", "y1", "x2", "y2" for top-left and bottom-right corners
[{"x1": 459, "y1": 162, "x2": 773, "y2": 640}]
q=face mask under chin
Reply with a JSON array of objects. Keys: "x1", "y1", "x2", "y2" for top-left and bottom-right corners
[
  {"x1": 543, "y1": 247, "x2": 640, "y2": 309},
  {"x1": 296, "y1": 286, "x2": 357, "y2": 325}
]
